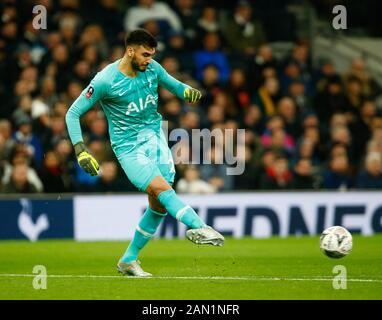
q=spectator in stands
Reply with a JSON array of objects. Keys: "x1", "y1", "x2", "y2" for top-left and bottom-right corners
[
  {"x1": 322, "y1": 154, "x2": 353, "y2": 190},
  {"x1": 293, "y1": 157, "x2": 317, "y2": 189},
  {"x1": 329, "y1": 112, "x2": 347, "y2": 129},
  {"x1": 3, "y1": 45, "x2": 34, "y2": 119},
  {"x1": 259, "y1": 153, "x2": 294, "y2": 190},
  {"x1": 329, "y1": 143, "x2": 348, "y2": 160},
  {"x1": 213, "y1": 91, "x2": 238, "y2": 120},
  {"x1": 173, "y1": 0, "x2": 199, "y2": 48},
  {"x1": 277, "y1": 97, "x2": 300, "y2": 140},
  {"x1": 347, "y1": 99, "x2": 374, "y2": 160},
  {"x1": 53, "y1": 138, "x2": 76, "y2": 191},
  {"x1": 314, "y1": 75, "x2": 351, "y2": 125},
  {"x1": 260, "y1": 66, "x2": 278, "y2": 80},
  {"x1": 252, "y1": 147, "x2": 276, "y2": 188},
  {"x1": 248, "y1": 45, "x2": 278, "y2": 89},
  {"x1": 293, "y1": 136, "x2": 321, "y2": 167},
  {"x1": 1, "y1": 162, "x2": 38, "y2": 194},
  {"x1": 1, "y1": 20, "x2": 19, "y2": 60},
  {"x1": 87, "y1": 115, "x2": 108, "y2": 142},
  {"x1": 345, "y1": 75, "x2": 365, "y2": 111},
  {"x1": 344, "y1": 58, "x2": 382, "y2": 99},
  {"x1": 161, "y1": 55, "x2": 196, "y2": 88},
  {"x1": 90, "y1": 0, "x2": 124, "y2": 47},
  {"x1": 327, "y1": 124, "x2": 355, "y2": 165},
  {"x1": 42, "y1": 43, "x2": 72, "y2": 93},
  {"x1": 58, "y1": 13, "x2": 79, "y2": 52},
  {"x1": 366, "y1": 139, "x2": 382, "y2": 155},
  {"x1": 251, "y1": 77, "x2": 280, "y2": 118},
  {"x1": 314, "y1": 57, "x2": 338, "y2": 93},
  {"x1": 193, "y1": 32, "x2": 230, "y2": 83},
  {"x1": 261, "y1": 116, "x2": 295, "y2": 155},
  {"x1": 199, "y1": 64, "x2": 223, "y2": 107},
  {"x1": 233, "y1": 145, "x2": 257, "y2": 190},
  {"x1": 241, "y1": 104, "x2": 264, "y2": 135},
  {"x1": 0, "y1": 119, "x2": 15, "y2": 161},
  {"x1": 356, "y1": 152, "x2": 382, "y2": 189},
  {"x1": 287, "y1": 79, "x2": 312, "y2": 113},
  {"x1": 124, "y1": 0, "x2": 182, "y2": 36},
  {"x1": 162, "y1": 97, "x2": 182, "y2": 133},
  {"x1": 13, "y1": 114, "x2": 43, "y2": 166},
  {"x1": 195, "y1": 6, "x2": 221, "y2": 47},
  {"x1": 164, "y1": 31, "x2": 194, "y2": 74},
  {"x1": 271, "y1": 128, "x2": 295, "y2": 156},
  {"x1": 12, "y1": 95, "x2": 32, "y2": 129},
  {"x1": 176, "y1": 164, "x2": 217, "y2": 194},
  {"x1": 200, "y1": 146, "x2": 233, "y2": 191},
  {"x1": 224, "y1": 68, "x2": 251, "y2": 112},
  {"x1": 39, "y1": 76, "x2": 59, "y2": 107},
  {"x1": 1, "y1": 145, "x2": 43, "y2": 192},
  {"x1": 279, "y1": 61, "x2": 301, "y2": 94},
  {"x1": 301, "y1": 112, "x2": 320, "y2": 133},
  {"x1": 206, "y1": 104, "x2": 225, "y2": 130},
  {"x1": 48, "y1": 114, "x2": 69, "y2": 148},
  {"x1": 371, "y1": 126, "x2": 382, "y2": 145},
  {"x1": 65, "y1": 80, "x2": 83, "y2": 105},
  {"x1": 93, "y1": 160, "x2": 125, "y2": 193},
  {"x1": 39, "y1": 150, "x2": 66, "y2": 193},
  {"x1": 72, "y1": 60, "x2": 92, "y2": 87},
  {"x1": 80, "y1": 43, "x2": 102, "y2": 72},
  {"x1": 222, "y1": 1, "x2": 266, "y2": 57},
  {"x1": 25, "y1": 8, "x2": 47, "y2": 45},
  {"x1": 80, "y1": 108, "x2": 100, "y2": 136},
  {"x1": 285, "y1": 43, "x2": 312, "y2": 91},
  {"x1": 172, "y1": 139, "x2": 192, "y2": 179},
  {"x1": 180, "y1": 110, "x2": 200, "y2": 133},
  {"x1": 359, "y1": 99, "x2": 377, "y2": 130},
  {"x1": 21, "y1": 64, "x2": 39, "y2": 85}
]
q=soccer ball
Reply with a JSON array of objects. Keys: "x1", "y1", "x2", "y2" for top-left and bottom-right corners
[{"x1": 319, "y1": 226, "x2": 353, "y2": 258}]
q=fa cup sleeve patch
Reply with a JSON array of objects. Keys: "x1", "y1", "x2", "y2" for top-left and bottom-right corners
[{"x1": 85, "y1": 86, "x2": 94, "y2": 98}]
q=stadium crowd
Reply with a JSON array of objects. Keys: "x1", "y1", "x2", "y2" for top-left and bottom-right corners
[{"x1": 1, "y1": 0, "x2": 382, "y2": 194}]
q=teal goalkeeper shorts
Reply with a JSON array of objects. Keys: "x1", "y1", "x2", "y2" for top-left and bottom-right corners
[{"x1": 116, "y1": 130, "x2": 175, "y2": 192}]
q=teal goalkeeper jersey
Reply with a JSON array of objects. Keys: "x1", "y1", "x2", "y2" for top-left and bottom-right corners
[{"x1": 66, "y1": 59, "x2": 189, "y2": 156}]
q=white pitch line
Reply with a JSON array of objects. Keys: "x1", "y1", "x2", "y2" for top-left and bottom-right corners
[{"x1": 0, "y1": 274, "x2": 381, "y2": 283}]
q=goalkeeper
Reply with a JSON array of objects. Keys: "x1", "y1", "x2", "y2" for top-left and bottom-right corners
[{"x1": 65, "y1": 29, "x2": 224, "y2": 277}]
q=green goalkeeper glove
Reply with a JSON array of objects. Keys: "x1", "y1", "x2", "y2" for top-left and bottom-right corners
[
  {"x1": 184, "y1": 88, "x2": 202, "y2": 103},
  {"x1": 74, "y1": 142, "x2": 99, "y2": 176}
]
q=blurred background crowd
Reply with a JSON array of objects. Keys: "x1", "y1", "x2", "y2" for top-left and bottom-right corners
[{"x1": 1, "y1": 0, "x2": 382, "y2": 194}]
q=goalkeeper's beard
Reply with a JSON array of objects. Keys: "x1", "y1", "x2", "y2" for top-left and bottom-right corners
[{"x1": 132, "y1": 58, "x2": 148, "y2": 72}]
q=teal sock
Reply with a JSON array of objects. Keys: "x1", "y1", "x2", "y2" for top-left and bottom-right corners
[
  {"x1": 120, "y1": 207, "x2": 167, "y2": 263},
  {"x1": 157, "y1": 189, "x2": 207, "y2": 229}
]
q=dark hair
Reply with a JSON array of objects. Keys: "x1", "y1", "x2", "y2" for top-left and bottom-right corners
[
  {"x1": 125, "y1": 29, "x2": 157, "y2": 48},
  {"x1": 347, "y1": 75, "x2": 362, "y2": 85}
]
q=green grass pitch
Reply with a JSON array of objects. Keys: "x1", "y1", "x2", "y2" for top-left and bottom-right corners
[{"x1": 0, "y1": 235, "x2": 381, "y2": 300}]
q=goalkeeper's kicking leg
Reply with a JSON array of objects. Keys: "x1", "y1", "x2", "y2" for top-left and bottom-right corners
[
  {"x1": 117, "y1": 195, "x2": 167, "y2": 277},
  {"x1": 146, "y1": 176, "x2": 225, "y2": 246},
  {"x1": 117, "y1": 176, "x2": 224, "y2": 277}
]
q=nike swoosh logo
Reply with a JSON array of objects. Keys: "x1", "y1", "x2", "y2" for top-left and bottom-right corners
[{"x1": 118, "y1": 90, "x2": 128, "y2": 96}]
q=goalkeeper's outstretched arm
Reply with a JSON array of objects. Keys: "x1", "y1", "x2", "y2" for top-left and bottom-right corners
[
  {"x1": 154, "y1": 60, "x2": 202, "y2": 103},
  {"x1": 65, "y1": 78, "x2": 106, "y2": 176},
  {"x1": 66, "y1": 78, "x2": 105, "y2": 145}
]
